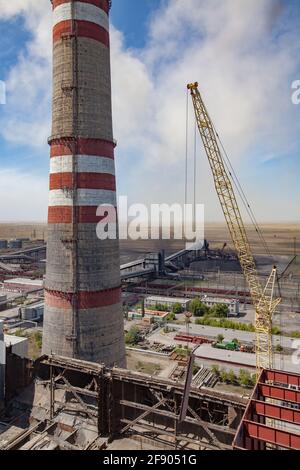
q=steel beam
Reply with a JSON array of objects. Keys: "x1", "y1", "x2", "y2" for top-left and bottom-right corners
[
  {"x1": 244, "y1": 420, "x2": 300, "y2": 450},
  {"x1": 251, "y1": 399, "x2": 300, "y2": 425},
  {"x1": 264, "y1": 369, "x2": 300, "y2": 388},
  {"x1": 120, "y1": 419, "x2": 231, "y2": 450},
  {"x1": 120, "y1": 399, "x2": 233, "y2": 432},
  {"x1": 258, "y1": 382, "x2": 300, "y2": 404}
]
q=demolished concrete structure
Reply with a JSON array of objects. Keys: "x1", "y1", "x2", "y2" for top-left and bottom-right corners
[{"x1": 0, "y1": 353, "x2": 246, "y2": 450}]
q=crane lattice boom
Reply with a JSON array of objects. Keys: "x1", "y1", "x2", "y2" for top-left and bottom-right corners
[{"x1": 187, "y1": 82, "x2": 281, "y2": 372}]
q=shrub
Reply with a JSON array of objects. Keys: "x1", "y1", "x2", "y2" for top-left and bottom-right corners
[
  {"x1": 238, "y1": 369, "x2": 254, "y2": 388},
  {"x1": 166, "y1": 312, "x2": 176, "y2": 321},
  {"x1": 220, "y1": 370, "x2": 229, "y2": 383},
  {"x1": 33, "y1": 331, "x2": 43, "y2": 350},
  {"x1": 189, "y1": 299, "x2": 209, "y2": 317},
  {"x1": 220, "y1": 369, "x2": 236, "y2": 384},
  {"x1": 211, "y1": 365, "x2": 220, "y2": 377},
  {"x1": 210, "y1": 304, "x2": 229, "y2": 318},
  {"x1": 195, "y1": 317, "x2": 255, "y2": 333},
  {"x1": 227, "y1": 369, "x2": 236, "y2": 384},
  {"x1": 272, "y1": 326, "x2": 281, "y2": 335},
  {"x1": 155, "y1": 303, "x2": 169, "y2": 312},
  {"x1": 172, "y1": 303, "x2": 183, "y2": 314},
  {"x1": 125, "y1": 326, "x2": 140, "y2": 345},
  {"x1": 14, "y1": 329, "x2": 26, "y2": 337}
]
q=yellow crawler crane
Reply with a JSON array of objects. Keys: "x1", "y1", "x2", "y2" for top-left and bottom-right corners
[{"x1": 187, "y1": 82, "x2": 281, "y2": 374}]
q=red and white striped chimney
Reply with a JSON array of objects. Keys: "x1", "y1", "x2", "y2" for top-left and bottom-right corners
[{"x1": 42, "y1": 0, "x2": 126, "y2": 367}]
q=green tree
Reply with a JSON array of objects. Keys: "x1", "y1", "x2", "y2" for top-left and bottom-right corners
[
  {"x1": 194, "y1": 317, "x2": 255, "y2": 333},
  {"x1": 275, "y1": 344, "x2": 283, "y2": 353},
  {"x1": 210, "y1": 304, "x2": 229, "y2": 318},
  {"x1": 238, "y1": 369, "x2": 253, "y2": 388},
  {"x1": 227, "y1": 369, "x2": 236, "y2": 384},
  {"x1": 211, "y1": 365, "x2": 220, "y2": 377},
  {"x1": 125, "y1": 326, "x2": 140, "y2": 345},
  {"x1": 155, "y1": 303, "x2": 169, "y2": 312},
  {"x1": 141, "y1": 298, "x2": 145, "y2": 318},
  {"x1": 172, "y1": 303, "x2": 183, "y2": 314},
  {"x1": 217, "y1": 334, "x2": 225, "y2": 343},
  {"x1": 220, "y1": 370, "x2": 230, "y2": 383},
  {"x1": 189, "y1": 299, "x2": 209, "y2": 317},
  {"x1": 166, "y1": 312, "x2": 176, "y2": 321}
]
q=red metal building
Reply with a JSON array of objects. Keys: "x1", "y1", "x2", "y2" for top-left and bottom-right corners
[{"x1": 233, "y1": 369, "x2": 300, "y2": 450}]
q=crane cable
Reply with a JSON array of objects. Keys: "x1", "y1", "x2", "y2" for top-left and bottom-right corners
[
  {"x1": 210, "y1": 121, "x2": 274, "y2": 261},
  {"x1": 185, "y1": 91, "x2": 200, "y2": 231},
  {"x1": 185, "y1": 89, "x2": 189, "y2": 214},
  {"x1": 193, "y1": 118, "x2": 197, "y2": 229},
  {"x1": 186, "y1": 87, "x2": 274, "y2": 266}
]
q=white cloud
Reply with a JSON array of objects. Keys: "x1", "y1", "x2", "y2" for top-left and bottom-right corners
[
  {"x1": 111, "y1": 0, "x2": 300, "y2": 221},
  {"x1": 0, "y1": 168, "x2": 48, "y2": 221},
  {"x1": 0, "y1": 0, "x2": 52, "y2": 147},
  {"x1": 112, "y1": 0, "x2": 299, "y2": 163},
  {"x1": 0, "y1": 0, "x2": 299, "y2": 222}
]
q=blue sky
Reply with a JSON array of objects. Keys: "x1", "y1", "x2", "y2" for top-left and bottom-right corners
[
  {"x1": 0, "y1": 0, "x2": 299, "y2": 223},
  {"x1": 111, "y1": 0, "x2": 162, "y2": 49}
]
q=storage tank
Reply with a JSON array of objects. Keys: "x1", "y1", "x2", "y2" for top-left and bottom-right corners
[
  {"x1": 8, "y1": 239, "x2": 23, "y2": 249},
  {"x1": 0, "y1": 240, "x2": 8, "y2": 249}
]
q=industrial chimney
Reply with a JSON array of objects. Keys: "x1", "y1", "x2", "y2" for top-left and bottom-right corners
[{"x1": 42, "y1": 0, "x2": 126, "y2": 368}]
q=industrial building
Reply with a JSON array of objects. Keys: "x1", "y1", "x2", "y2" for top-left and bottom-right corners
[
  {"x1": 201, "y1": 295, "x2": 240, "y2": 315},
  {"x1": 234, "y1": 369, "x2": 300, "y2": 450},
  {"x1": 3, "y1": 278, "x2": 43, "y2": 293},
  {"x1": 1, "y1": 352, "x2": 299, "y2": 450},
  {"x1": 0, "y1": 240, "x2": 8, "y2": 250},
  {"x1": 0, "y1": 322, "x2": 4, "y2": 408},
  {"x1": 0, "y1": 295, "x2": 7, "y2": 311},
  {"x1": 42, "y1": 0, "x2": 126, "y2": 367},
  {"x1": 8, "y1": 240, "x2": 23, "y2": 250},
  {"x1": 4, "y1": 335, "x2": 28, "y2": 359},
  {"x1": 128, "y1": 310, "x2": 169, "y2": 323},
  {"x1": 0, "y1": 0, "x2": 298, "y2": 455},
  {"x1": 20, "y1": 301, "x2": 44, "y2": 321},
  {"x1": 194, "y1": 343, "x2": 300, "y2": 375},
  {"x1": 145, "y1": 295, "x2": 191, "y2": 311},
  {"x1": 0, "y1": 353, "x2": 246, "y2": 450}
]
